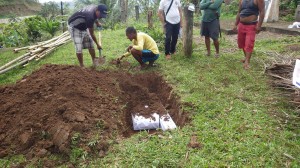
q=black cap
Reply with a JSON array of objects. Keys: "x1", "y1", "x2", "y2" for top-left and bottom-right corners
[{"x1": 98, "y1": 4, "x2": 108, "y2": 18}]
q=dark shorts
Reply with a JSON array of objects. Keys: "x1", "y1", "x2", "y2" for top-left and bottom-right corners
[
  {"x1": 141, "y1": 50, "x2": 159, "y2": 63},
  {"x1": 200, "y1": 19, "x2": 220, "y2": 40}
]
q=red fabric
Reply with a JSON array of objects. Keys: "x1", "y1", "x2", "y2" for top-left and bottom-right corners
[{"x1": 237, "y1": 23, "x2": 257, "y2": 53}]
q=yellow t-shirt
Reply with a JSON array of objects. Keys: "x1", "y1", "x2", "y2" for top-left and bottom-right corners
[{"x1": 123, "y1": 32, "x2": 159, "y2": 57}]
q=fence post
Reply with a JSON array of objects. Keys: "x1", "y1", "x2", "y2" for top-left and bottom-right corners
[{"x1": 183, "y1": 6, "x2": 193, "y2": 57}]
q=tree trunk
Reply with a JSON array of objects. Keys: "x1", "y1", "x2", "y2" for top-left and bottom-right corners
[
  {"x1": 183, "y1": 6, "x2": 193, "y2": 57},
  {"x1": 148, "y1": 10, "x2": 153, "y2": 29},
  {"x1": 119, "y1": 0, "x2": 128, "y2": 22},
  {"x1": 135, "y1": 5, "x2": 139, "y2": 21}
]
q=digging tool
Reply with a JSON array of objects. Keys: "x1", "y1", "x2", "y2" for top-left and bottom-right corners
[{"x1": 97, "y1": 26, "x2": 106, "y2": 65}]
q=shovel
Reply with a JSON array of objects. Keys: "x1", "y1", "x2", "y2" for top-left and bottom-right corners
[{"x1": 97, "y1": 26, "x2": 106, "y2": 65}]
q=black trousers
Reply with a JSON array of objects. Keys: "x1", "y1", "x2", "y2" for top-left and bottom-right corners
[{"x1": 165, "y1": 22, "x2": 180, "y2": 55}]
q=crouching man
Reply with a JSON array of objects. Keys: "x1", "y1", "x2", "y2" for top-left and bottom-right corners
[{"x1": 117, "y1": 27, "x2": 160, "y2": 70}]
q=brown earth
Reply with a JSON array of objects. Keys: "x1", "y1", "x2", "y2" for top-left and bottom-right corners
[
  {"x1": 0, "y1": 3, "x2": 41, "y2": 17},
  {"x1": 0, "y1": 64, "x2": 189, "y2": 165}
]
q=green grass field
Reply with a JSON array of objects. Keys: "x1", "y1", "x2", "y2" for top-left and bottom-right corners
[{"x1": 0, "y1": 27, "x2": 299, "y2": 167}]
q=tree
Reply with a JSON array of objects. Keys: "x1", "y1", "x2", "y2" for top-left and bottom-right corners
[
  {"x1": 119, "y1": 0, "x2": 128, "y2": 22},
  {"x1": 39, "y1": 1, "x2": 60, "y2": 18}
]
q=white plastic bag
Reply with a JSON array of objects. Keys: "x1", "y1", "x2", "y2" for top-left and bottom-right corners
[
  {"x1": 292, "y1": 59, "x2": 300, "y2": 88},
  {"x1": 160, "y1": 113, "x2": 177, "y2": 131},
  {"x1": 132, "y1": 113, "x2": 160, "y2": 130}
]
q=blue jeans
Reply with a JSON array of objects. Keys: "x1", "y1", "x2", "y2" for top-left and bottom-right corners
[{"x1": 165, "y1": 22, "x2": 180, "y2": 55}]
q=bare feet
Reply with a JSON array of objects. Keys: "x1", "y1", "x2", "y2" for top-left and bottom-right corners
[
  {"x1": 93, "y1": 58, "x2": 99, "y2": 67},
  {"x1": 243, "y1": 63, "x2": 250, "y2": 70},
  {"x1": 206, "y1": 53, "x2": 211, "y2": 56},
  {"x1": 215, "y1": 53, "x2": 220, "y2": 58},
  {"x1": 98, "y1": 56, "x2": 106, "y2": 65},
  {"x1": 166, "y1": 54, "x2": 171, "y2": 60}
]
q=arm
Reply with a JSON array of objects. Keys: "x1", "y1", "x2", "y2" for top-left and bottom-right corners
[
  {"x1": 95, "y1": 20, "x2": 102, "y2": 27},
  {"x1": 233, "y1": 0, "x2": 242, "y2": 32},
  {"x1": 200, "y1": 0, "x2": 213, "y2": 10},
  {"x1": 256, "y1": 0, "x2": 265, "y2": 33},
  {"x1": 158, "y1": 9, "x2": 166, "y2": 31},
  {"x1": 117, "y1": 51, "x2": 130, "y2": 60},
  {"x1": 132, "y1": 38, "x2": 144, "y2": 51},
  {"x1": 208, "y1": 0, "x2": 223, "y2": 10},
  {"x1": 88, "y1": 28, "x2": 101, "y2": 49}
]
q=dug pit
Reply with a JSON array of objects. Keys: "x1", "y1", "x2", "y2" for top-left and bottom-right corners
[{"x1": 0, "y1": 64, "x2": 189, "y2": 164}]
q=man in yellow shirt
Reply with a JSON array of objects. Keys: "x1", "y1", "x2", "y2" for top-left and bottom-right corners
[{"x1": 117, "y1": 27, "x2": 160, "y2": 70}]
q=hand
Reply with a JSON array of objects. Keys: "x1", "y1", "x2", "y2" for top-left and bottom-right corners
[
  {"x1": 127, "y1": 46, "x2": 133, "y2": 52},
  {"x1": 232, "y1": 25, "x2": 238, "y2": 33},
  {"x1": 97, "y1": 44, "x2": 102, "y2": 50},
  {"x1": 256, "y1": 26, "x2": 262, "y2": 34},
  {"x1": 97, "y1": 25, "x2": 103, "y2": 31},
  {"x1": 116, "y1": 55, "x2": 125, "y2": 64},
  {"x1": 162, "y1": 24, "x2": 166, "y2": 33},
  {"x1": 211, "y1": 0, "x2": 214, "y2": 3}
]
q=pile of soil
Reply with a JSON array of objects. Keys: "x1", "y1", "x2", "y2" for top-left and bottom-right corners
[
  {"x1": 0, "y1": 64, "x2": 189, "y2": 164},
  {"x1": 0, "y1": 2, "x2": 41, "y2": 17}
]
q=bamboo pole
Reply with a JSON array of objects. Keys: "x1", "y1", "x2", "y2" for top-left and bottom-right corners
[
  {"x1": 13, "y1": 46, "x2": 29, "y2": 53},
  {"x1": 0, "y1": 53, "x2": 31, "y2": 71},
  {"x1": 0, "y1": 32, "x2": 71, "y2": 75},
  {"x1": 0, "y1": 57, "x2": 31, "y2": 75}
]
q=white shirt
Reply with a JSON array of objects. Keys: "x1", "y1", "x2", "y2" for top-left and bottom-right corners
[{"x1": 159, "y1": 0, "x2": 181, "y2": 24}]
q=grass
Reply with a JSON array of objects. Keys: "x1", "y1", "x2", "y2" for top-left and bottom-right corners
[{"x1": 0, "y1": 26, "x2": 299, "y2": 167}]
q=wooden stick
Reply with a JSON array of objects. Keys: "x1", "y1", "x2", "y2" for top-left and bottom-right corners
[
  {"x1": 0, "y1": 57, "x2": 31, "y2": 75},
  {"x1": 13, "y1": 46, "x2": 29, "y2": 53},
  {"x1": 0, "y1": 53, "x2": 31, "y2": 71}
]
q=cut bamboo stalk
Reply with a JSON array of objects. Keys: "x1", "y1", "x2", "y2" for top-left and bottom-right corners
[
  {"x1": 43, "y1": 36, "x2": 70, "y2": 48},
  {"x1": 36, "y1": 47, "x2": 57, "y2": 60},
  {"x1": 13, "y1": 46, "x2": 29, "y2": 53},
  {"x1": 1, "y1": 32, "x2": 71, "y2": 74},
  {"x1": 0, "y1": 53, "x2": 31, "y2": 71},
  {"x1": 30, "y1": 47, "x2": 45, "y2": 54},
  {"x1": 0, "y1": 57, "x2": 31, "y2": 75}
]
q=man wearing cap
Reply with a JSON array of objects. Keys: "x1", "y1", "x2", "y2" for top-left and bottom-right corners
[{"x1": 68, "y1": 4, "x2": 108, "y2": 67}]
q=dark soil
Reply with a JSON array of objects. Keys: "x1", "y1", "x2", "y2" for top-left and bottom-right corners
[{"x1": 0, "y1": 64, "x2": 189, "y2": 165}]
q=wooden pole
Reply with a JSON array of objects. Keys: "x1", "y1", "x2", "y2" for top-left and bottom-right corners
[
  {"x1": 0, "y1": 53, "x2": 30, "y2": 71},
  {"x1": 147, "y1": 10, "x2": 153, "y2": 29},
  {"x1": 135, "y1": 5, "x2": 139, "y2": 21},
  {"x1": 183, "y1": 6, "x2": 194, "y2": 57},
  {"x1": 61, "y1": 1, "x2": 65, "y2": 32}
]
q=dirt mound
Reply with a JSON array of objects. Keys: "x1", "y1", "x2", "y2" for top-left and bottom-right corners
[
  {"x1": 0, "y1": 3, "x2": 41, "y2": 17},
  {"x1": 0, "y1": 64, "x2": 188, "y2": 164}
]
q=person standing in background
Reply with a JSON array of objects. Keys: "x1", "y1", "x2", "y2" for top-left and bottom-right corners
[
  {"x1": 200, "y1": 0, "x2": 223, "y2": 58},
  {"x1": 233, "y1": 0, "x2": 265, "y2": 69},
  {"x1": 158, "y1": 0, "x2": 183, "y2": 60}
]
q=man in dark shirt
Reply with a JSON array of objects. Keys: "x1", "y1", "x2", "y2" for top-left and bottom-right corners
[
  {"x1": 233, "y1": 0, "x2": 265, "y2": 70},
  {"x1": 68, "y1": 4, "x2": 108, "y2": 67}
]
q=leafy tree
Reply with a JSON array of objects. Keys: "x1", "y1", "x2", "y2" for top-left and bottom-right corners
[
  {"x1": 24, "y1": 16, "x2": 43, "y2": 42},
  {"x1": 39, "y1": 18, "x2": 60, "y2": 37},
  {"x1": 39, "y1": 1, "x2": 60, "y2": 18}
]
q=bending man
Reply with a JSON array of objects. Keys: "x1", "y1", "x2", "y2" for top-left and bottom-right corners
[{"x1": 68, "y1": 4, "x2": 108, "y2": 67}]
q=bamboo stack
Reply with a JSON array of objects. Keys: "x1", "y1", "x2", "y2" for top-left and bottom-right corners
[{"x1": 0, "y1": 31, "x2": 71, "y2": 75}]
